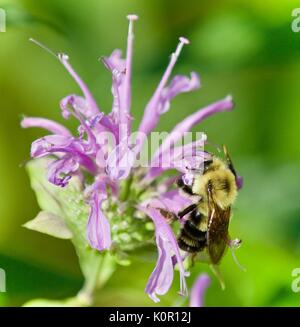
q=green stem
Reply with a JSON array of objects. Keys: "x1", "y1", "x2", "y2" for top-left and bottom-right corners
[
  {"x1": 96, "y1": 253, "x2": 116, "y2": 289},
  {"x1": 120, "y1": 174, "x2": 133, "y2": 201},
  {"x1": 77, "y1": 256, "x2": 103, "y2": 305},
  {"x1": 77, "y1": 253, "x2": 116, "y2": 306}
]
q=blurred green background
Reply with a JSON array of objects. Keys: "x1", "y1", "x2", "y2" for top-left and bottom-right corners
[{"x1": 1, "y1": 0, "x2": 300, "y2": 306}]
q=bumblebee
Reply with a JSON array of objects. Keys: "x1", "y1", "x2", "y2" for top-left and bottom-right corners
[{"x1": 176, "y1": 146, "x2": 239, "y2": 264}]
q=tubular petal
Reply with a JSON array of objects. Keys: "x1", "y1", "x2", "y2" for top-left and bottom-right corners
[
  {"x1": 87, "y1": 182, "x2": 112, "y2": 251},
  {"x1": 21, "y1": 117, "x2": 72, "y2": 136},
  {"x1": 139, "y1": 206, "x2": 188, "y2": 302},
  {"x1": 137, "y1": 37, "x2": 191, "y2": 141},
  {"x1": 151, "y1": 95, "x2": 234, "y2": 163},
  {"x1": 189, "y1": 274, "x2": 211, "y2": 307}
]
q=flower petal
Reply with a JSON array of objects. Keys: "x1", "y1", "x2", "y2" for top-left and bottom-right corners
[
  {"x1": 31, "y1": 135, "x2": 74, "y2": 157},
  {"x1": 87, "y1": 182, "x2": 111, "y2": 251},
  {"x1": 102, "y1": 53, "x2": 130, "y2": 142},
  {"x1": 58, "y1": 58, "x2": 118, "y2": 137},
  {"x1": 102, "y1": 49, "x2": 126, "y2": 75},
  {"x1": 29, "y1": 39, "x2": 118, "y2": 134},
  {"x1": 145, "y1": 236, "x2": 174, "y2": 303},
  {"x1": 21, "y1": 117, "x2": 72, "y2": 136},
  {"x1": 58, "y1": 53, "x2": 101, "y2": 116},
  {"x1": 47, "y1": 156, "x2": 79, "y2": 187},
  {"x1": 31, "y1": 135, "x2": 97, "y2": 174},
  {"x1": 142, "y1": 190, "x2": 192, "y2": 216},
  {"x1": 60, "y1": 95, "x2": 101, "y2": 154},
  {"x1": 145, "y1": 136, "x2": 208, "y2": 180},
  {"x1": 152, "y1": 95, "x2": 234, "y2": 163},
  {"x1": 60, "y1": 95, "x2": 92, "y2": 119},
  {"x1": 101, "y1": 24, "x2": 137, "y2": 140},
  {"x1": 101, "y1": 15, "x2": 138, "y2": 139},
  {"x1": 157, "y1": 72, "x2": 200, "y2": 115},
  {"x1": 105, "y1": 138, "x2": 135, "y2": 180},
  {"x1": 236, "y1": 175, "x2": 243, "y2": 189},
  {"x1": 139, "y1": 206, "x2": 188, "y2": 302},
  {"x1": 136, "y1": 37, "x2": 190, "y2": 152},
  {"x1": 189, "y1": 274, "x2": 211, "y2": 307},
  {"x1": 121, "y1": 15, "x2": 138, "y2": 132}
]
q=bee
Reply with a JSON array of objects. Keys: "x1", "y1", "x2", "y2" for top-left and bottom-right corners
[{"x1": 175, "y1": 145, "x2": 239, "y2": 264}]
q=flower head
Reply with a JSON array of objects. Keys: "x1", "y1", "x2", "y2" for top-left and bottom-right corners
[{"x1": 22, "y1": 14, "x2": 239, "y2": 303}]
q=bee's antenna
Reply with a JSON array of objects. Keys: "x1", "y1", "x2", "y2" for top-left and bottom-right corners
[
  {"x1": 222, "y1": 144, "x2": 238, "y2": 178},
  {"x1": 223, "y1": 144, "x2": 232, "y2": 164},
  {"x1": 205, "y1": 141, "x2": 222, "y2": 154},
  {"x1": 187, "y1": 167, "x2": 203, "y2": 174},
  {"x1": 228, "y1": 239, "x2": 246, "y2": 272}
]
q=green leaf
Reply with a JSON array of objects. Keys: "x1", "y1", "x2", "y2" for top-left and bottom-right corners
[
  {"x1": 26, "y1": 159, "x2": 115, "y2": 298},
  {"x1": 22, "y1": 296, "x2": 88, "y2": 307},
  {"x1": 23, "y1": 211, "x2": 73, "y2": 239}
]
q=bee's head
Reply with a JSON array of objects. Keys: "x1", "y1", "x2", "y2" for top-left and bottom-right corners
[
  {"x1": 204, "y1": 157, "x2": 225, "y2": 172},
  {"x1": 208, "y1": 169, "x2": 238, "y2": 209}
]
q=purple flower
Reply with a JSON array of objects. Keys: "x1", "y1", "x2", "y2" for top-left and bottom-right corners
[
  {"x1": 22, "y1": 14, "x2": 240, "y2": 303},
  {"x1": 149, "y1": 95, "x2": 233, "y2": 169},
  {"x1": 138, "y1": 206, "x2": 188, "y2": 302},
  {"x1": 189, "y1": 274, "x2": 211, "y2": 307},
  {"x1": 21, "y1": 117, "x2": 72, "y2": 136},
  {"x1": 47, "y1": 155, "x2": 79, "y2": 187},
  {"x1": 86, "y1": 181, "x2": 112, "y2": 251},
  {"x1": 30, "y1": 135, "x2": 97, "y2": 179}
]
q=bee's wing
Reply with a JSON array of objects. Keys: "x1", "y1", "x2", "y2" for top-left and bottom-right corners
[{"x1": 207, "y1": 188, "x2": 231, "y2": 264}]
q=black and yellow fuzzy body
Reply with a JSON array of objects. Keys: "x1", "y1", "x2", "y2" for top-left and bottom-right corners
[
  {"x1": 177, "y1": 210, "x2": 207, "y2": 253},
  {"x1": 177, "y1": 152, "x2": 238, "y2": 264}
]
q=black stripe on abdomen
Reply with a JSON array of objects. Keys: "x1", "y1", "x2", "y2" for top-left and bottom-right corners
[
  {"x1": 183, "y1": 220, "x2": 206, "y2": 240},
  {"x1": 177, "y1": 237, "x2": 206, "y2": 253},
  {"x1": 178, "y1": 216, "x2": 207, "y2": 253},
  {"x1": 190, "y1": 210, "x2": 203, "y2": 225}
]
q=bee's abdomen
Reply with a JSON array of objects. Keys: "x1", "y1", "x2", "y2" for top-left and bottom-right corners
[
  {"x1": 178, "y1": 239, "x2": 202, "y2": 253},
  {"x1": 177, "y1": 236, "x2": 206, "y2": 253},
  {"x1": 178, "y1": 212, "x2": 207, "y2": 253},
  {"x1": 190, "y1": 210, "x2": 203, "y2": 225},
  {"x1": 184, "y1": 220, "x2": 206, "y2": 240}
]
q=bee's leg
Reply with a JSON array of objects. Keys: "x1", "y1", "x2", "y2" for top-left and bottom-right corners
[
  {"x1": 177, "y1": 177, "x2": 195, "y2": 196},
  {"x1": 190, "y1": 253, "x2": 198, "y2": 267},
  {"x1": 178, "y1": 203, "x2": 197, "y2": 219},
  {"x1": 157, "y1": 208, "x2": 178, "y2": 224},
  {"x1": 210, "y1": 264, "x2": 225, "y2": 290}
]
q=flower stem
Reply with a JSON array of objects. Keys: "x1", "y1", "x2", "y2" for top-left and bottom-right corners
[
  {"x1": 77, "y1": 253, "x2": 116, "y2": 306},
  {"x1": 120, "y1": 174, "x2": 133, "y2": 201}
]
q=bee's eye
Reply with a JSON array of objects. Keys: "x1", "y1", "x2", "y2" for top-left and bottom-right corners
[{"x1": 203, "y1": 159, "x2": 213, "y2": 171}]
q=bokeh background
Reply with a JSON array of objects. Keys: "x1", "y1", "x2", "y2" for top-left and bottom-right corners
[{"x1": 1, "y1": 0, "x2": 300, "y2": 306}]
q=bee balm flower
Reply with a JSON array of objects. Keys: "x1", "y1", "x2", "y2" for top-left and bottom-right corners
[{"x1": 22, "y1": 14, "x2": 236, "y2": 303}]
